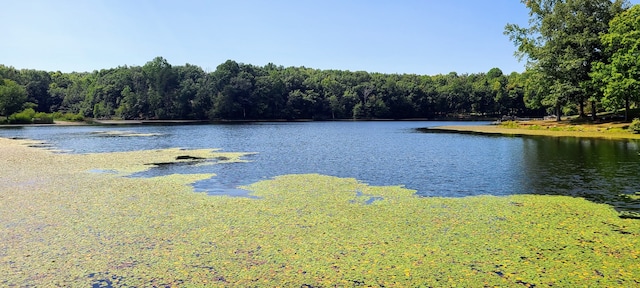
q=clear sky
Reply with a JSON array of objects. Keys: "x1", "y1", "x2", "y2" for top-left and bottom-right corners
[{"x1": 1, "y1": 0, "x2": 638, "y2": 75}]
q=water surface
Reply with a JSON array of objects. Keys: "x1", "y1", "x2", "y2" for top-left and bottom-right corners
[{"x1": 1, "y1": 121, "x2": 638, "y2": 213}]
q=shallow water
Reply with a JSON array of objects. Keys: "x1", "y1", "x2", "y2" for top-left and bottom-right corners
[{"x1": 1, "y1": 121, "x2": 639, "y2": 212}]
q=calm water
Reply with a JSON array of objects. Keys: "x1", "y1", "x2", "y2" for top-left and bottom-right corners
[{"x1": 1, "y1": 121, "x2": 639, "y2": 213}]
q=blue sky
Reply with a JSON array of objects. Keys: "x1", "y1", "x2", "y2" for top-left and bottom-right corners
[{"x1": 1, "y1": 0, "x2": 638, "y2": 75}]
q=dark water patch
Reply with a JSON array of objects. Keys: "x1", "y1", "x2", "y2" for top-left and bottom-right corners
[
  {"x1": 127, "y1": 159, "x2": 258, "y2": 198},
  {"x1": 175, "y1": 155, "x2": 206, "y2": 160},
  {"x1": 353, "y1": 190, "x2": 384, "y2": 205},
  {"x1": 364, "y1": 196, "x2": 384, "y2": 205},
  {"x1": 194, "y1": 183, "x2": 258, "y2": 199}
]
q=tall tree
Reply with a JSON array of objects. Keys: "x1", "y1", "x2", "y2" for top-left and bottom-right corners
[
  {"x1": 142, "y1": 57, "x2": 178, "y2": 118},
  {"x1": 20, "y1": 69, "x2": 52, "y2": 112},
  {"x1": 591, "y1": 4, "x2": 640, "y2": 121},
  {"x1": 0, "y1": 79, "x2": 27, "y2": 118},
  {"x1": 505, "y1": 0, "x2": 628, "y2": 120}
]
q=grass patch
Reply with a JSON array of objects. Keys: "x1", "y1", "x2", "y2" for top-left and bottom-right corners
[
  {"x1": 0, "y1": 139, "x2": 638, "y2": 286},
  {"x1": 434, "y1": 121, "x2": 640, "y2": 140},
  {"x1": 500, "y1": 120, "x2": 520, "y2": 129},
  {"x1": 629, "y1": 118, "x2": 640, "y2": 134}
]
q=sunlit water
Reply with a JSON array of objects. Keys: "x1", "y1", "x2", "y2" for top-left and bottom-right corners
[{"x1": 1, "y1": 121, "x2": 639, "y2": 213}]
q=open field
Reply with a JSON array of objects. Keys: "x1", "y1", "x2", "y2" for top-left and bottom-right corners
[{"x1": 0, "y1": 137, "x2": 638, "y2": 286}]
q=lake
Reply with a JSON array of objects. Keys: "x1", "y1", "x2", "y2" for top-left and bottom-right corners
[{"x1": 1, "y1": 121, "x2": 639, "y2": 213}]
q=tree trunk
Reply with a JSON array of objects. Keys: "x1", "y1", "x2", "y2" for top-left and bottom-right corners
[
  {"x1": 556, "y1": 103, "x2": 562, "y2": 122},
  {"x1": 579, "y1": 100, "x2": 585, "y2": 118},
  {"x1": 591, "y1": 100, "x2": 597, "y2": 121}
]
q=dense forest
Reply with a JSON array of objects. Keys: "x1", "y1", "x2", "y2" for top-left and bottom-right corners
[
  {"x1": 0, "y1": 60, "x2": 537, "y2": 121},
  {"x1": 0, "y1": 0, "x2": 638, "y2": 122}
]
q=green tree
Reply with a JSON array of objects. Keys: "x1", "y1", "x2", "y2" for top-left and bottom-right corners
[
  {"x1": 60, "y1": 72, "x2": 93, "y2": 116},
  {"x1": 505, "y1": 0, "x2": 628, "y2": 120},
  {"x1": 0, "y1": 65, "x2": 20, "y2": 84},
  {"x1": 142, "y1": 57, "x2": 178, "y2": 118},
  {"x1": 505, "y1": 72, "x2": 532, "y2": 116},
  {"x1": 20, "y1": 69, "x2": 52, "y2": 112},
  {"x1": 591, "y1": 4, "x2": 640, "y2": 121},
  {"x1": 0, "y1": 79, "x2": 28, "y2": 118},
  {"x1": 48, "y1": 71, "x2": 72, "y2": 112},
  {"x1": 211, "y1": 60, "x2": 257, "y2": 119}
]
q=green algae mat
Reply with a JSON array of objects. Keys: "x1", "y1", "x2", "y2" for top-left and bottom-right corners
[{"x1": 0, "y1": 138, "x2": 638, "y2": 286}]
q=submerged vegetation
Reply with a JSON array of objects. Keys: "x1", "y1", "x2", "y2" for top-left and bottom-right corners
[{"x1": 0, "y1": 138, "x2": 638, "y2": 286}]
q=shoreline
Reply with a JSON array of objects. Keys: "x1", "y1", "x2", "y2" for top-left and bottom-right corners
[
  {"x1": 0, "y1": 117, "x2": 493, "y2": 128},
  {"x1": 427, "y1": 124, "x2": 640, "y2": 140}
]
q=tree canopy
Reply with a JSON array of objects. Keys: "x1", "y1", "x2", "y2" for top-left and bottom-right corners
[
  {"x1": 591, "y1": 4, "x2": 640, "y2": 121},
  {"x1": 0, "y1": 79, "x2": 28, "y2": 119},
  {"x1": 505, "y1": 0, "x2": 629, "y2": 120},
  {"x1": 0, "y1": 61, "x2": 537, "y2": 121}
]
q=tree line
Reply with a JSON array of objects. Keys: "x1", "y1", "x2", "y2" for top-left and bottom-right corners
[
  {"x1": 1, "y1": 0, "x2": 639, "y2": 122},
  {"x1": 0, "y1": 59, "x2": 536, "y2": 121}
]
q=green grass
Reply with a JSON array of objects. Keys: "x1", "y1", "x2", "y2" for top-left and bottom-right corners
[
  {"x1": 500, "y1": 120, "x2": 519, "y2": 128},
  {"x1": 1, "y1": 139, "x2": 638, "y2": 286},
  {"x1": 630, "y1": 118, "x2": 640, "y2": 134}
]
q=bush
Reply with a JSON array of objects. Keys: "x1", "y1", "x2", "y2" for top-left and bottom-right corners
[
  {"x1": 33, "y1": 112, "x2": 54, "y2": 124},
  {"x1": 629, "y1": 118, "x2": 640, "y2": 134},
  {"x1": 8, "y1": 108, "x2": 36, "y2": 124},
  {"x1": 53, "y1": 112, "x2": 84, "y2": 122},
  {"x1": 7, "y1": 109, "x2": 56, "y2": 124},
  {"x1": 66, "y1": 113, "x2": 85, "y2": 121}
]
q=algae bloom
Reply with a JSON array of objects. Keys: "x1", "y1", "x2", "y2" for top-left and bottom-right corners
[{"x1": 0, "y1": 138, "x2": 638, "y2": 286}]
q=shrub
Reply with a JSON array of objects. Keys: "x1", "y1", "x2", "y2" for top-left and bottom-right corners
[
  {"x1": 629, "y1": 118, "x2": 640, "y2": 134},
  {"x1": 8, "y1": 108, "x2": 36, "y2": 124},
  {"x1": 66, "y1": 113, "x2": 85, "y2": 121},
  {"x1": 54, "y1": 112, "x2": 84, "y2": 122},
  {"x1": 33, "y1": 112, "x2": 54, "y2": 124}
]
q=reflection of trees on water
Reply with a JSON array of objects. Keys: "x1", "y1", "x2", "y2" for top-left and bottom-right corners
[{"x1": 521, "y1": 137, "x2": 640, "y2": 212}]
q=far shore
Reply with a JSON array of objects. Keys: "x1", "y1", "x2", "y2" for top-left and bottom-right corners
[{"x1": 0, "y1": 117, "x2": 489, "y2": 128}]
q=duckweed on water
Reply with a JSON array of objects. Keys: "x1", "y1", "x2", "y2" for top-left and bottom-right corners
[{"x1": 0, "y1": 138, "x2": 638, "y2": 286}]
